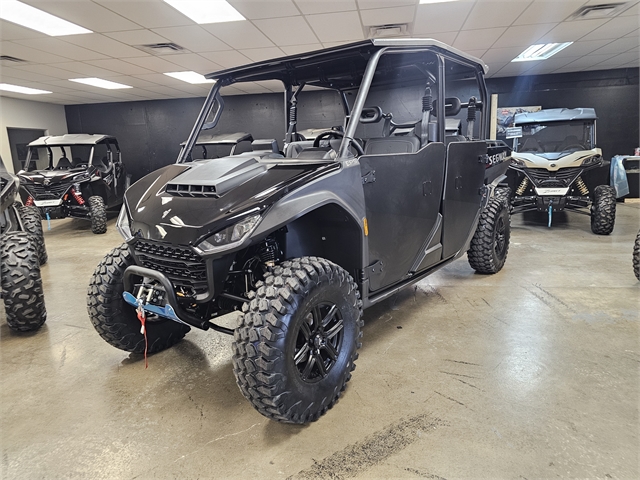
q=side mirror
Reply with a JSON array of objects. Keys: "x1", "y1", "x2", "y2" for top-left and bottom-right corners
[
  {"x1": 432, "y1": 97, "x2": 462, "y2": 117},
  {"x1": 360, "y1": 106, "x2": 383, "y2": 123}
]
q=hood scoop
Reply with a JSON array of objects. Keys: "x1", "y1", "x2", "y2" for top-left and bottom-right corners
[{"x1": 166, "y1": 156, "x2": 267, "y2": 198}]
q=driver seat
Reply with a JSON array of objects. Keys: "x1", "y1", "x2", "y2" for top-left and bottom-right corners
[{"x1": 56, "y1": 157, "x2": 72, "y2": 169}]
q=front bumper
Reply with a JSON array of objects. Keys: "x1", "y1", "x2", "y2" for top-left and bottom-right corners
[
  {"x1": 512, "y1": 195, "x2": 590, "y2": 213},
  {"x1": 122, "y1": 265, "x2": 233, "y2": 334}
]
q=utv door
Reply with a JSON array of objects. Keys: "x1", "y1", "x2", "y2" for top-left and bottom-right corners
[
  {"x1": 360, "y1": 142, "x2": 446, "y2": 292},
  {"x1": 440, "y1": 141, "x2": 487, "y2": 258}
]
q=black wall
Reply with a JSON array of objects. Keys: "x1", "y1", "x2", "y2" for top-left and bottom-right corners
[{"x1": 65, "y1": 68, "x2": 639, "y2": 182}]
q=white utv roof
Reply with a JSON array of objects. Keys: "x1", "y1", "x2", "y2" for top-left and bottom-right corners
[
  {"x1": 514, "y1": 108, "x2": 597, "y2": 125},
  {"x1": 28, "y1": 134, "x2": 116, "y2": 147},
  {"x1": 181, "y1": 132, "x2": 252, "y2": 146}
]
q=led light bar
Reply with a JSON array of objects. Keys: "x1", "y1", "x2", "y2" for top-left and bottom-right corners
[
  {"x1": 512, "y1": 42, "x2": 573, "y2": 62},
  {"x1": 0, "y1": 83, "x2": 52, "y2": 95},
  {"x1": 0, "y1": 0, "x2": 92, "y2": 36},
  {"x1": 163, "y1": 0, "x2": 245, "y2": 24},
  {"x1": 164, "y1": 71, "x2": 214, "y2": 84},
  {"x1": 69, "y1": 78, "x2": 133, "y2": 90}
]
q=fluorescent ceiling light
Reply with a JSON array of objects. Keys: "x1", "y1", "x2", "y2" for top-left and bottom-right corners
[
  {"x1": 419, "y1": 0, "x2": 461, "y2": 4},
  {"x1": 163, "y1": 0, "x2": 245, "y2": 24},
  {"x1": 164, "y1": 71, "x2": 214, "y2": 84},
  {"x1": 0, "y1": 83, "x2": 52, "y2": 95},
  {"x1": 512, "y1": 42, "x2": 573, "y2": 62},
  {"x1": 69, "y1": 78, "x2": 133, "y2": 90},
  {"x1": 0, "y1": 0, "x2": 91, "y2": 36}
]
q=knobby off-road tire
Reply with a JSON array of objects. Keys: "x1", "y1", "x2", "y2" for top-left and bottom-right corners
[
  {"x1": 232, "y1": 257, "x2": 363, "y2": 424},
  {"x1": 1, "y1": 232, "x2": 47, "y2": 331},
  {"x1": 590, "y1": 185, "x2": 616, "y2": 235},
  {"x1": 468, "y1": 196, "x2": 511, "y2": 274},
  {"x1": 87, "y1": 243, "x2": 190, "y2": 354},
  {"x1": 88, "y1": 196, "x2": 107, "y2": 234},
  {"x1": 633, "y1": 230, "x2": 640, "y2": 281},
  {"x1": 494, "y1": 186, "x2": 512, "y2": 208},
  {"x1": 17, "y1": 205, "x2": 47, "y2": 265}
]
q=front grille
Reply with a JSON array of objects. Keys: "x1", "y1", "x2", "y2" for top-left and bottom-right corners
[
  {"x1": 25, "y1": 183, "x2": 70, "y2": 200},
  {"x1": 524, "y1": 167, "x2": 583, "y2": 188},
  {"x1": 133, "y1": 240, "x2": 208, "y2": 293}
]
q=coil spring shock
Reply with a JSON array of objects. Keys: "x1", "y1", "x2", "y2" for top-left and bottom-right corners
[
  {"x1": 575, "y1": 176, "x2": 589, "y2": 196},
  {"x1": 516, "y1": 177, "x2": 529, "y2": 195},
  {"x1": 259, "y1": 239, "x2": 279, "y2": 267},
  {"x1": 70, "y1": 187, "x2": 85, "y2": 205}
]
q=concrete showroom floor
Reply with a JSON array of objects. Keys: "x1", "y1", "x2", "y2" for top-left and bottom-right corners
[{"x1": 1, "y1": 202, "x2": 638, "y2": 480}]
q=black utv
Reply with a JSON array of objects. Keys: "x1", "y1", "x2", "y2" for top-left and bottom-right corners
[
  {"x1": 1, "y1": 158, "x2": 47, "y2": 331},
  {"x1": 87, "y1": 39, "x2": 512, "y2": 424},
  {"x1": 18, "y1": 134, "x2": 128, "y2": 234}
]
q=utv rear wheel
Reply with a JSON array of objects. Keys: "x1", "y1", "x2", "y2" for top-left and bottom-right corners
[
  {"x1": 633, "y1": 230, "x2": 640, "y2": 281},
  {"x1": 232, "y1": 257, "x2": 363, "y2": 424},
  {"x1": 86, "y1": 244, "x2": 190, "y2": 354},
  {"x1": 17, "y1": 205, "x2": 47, "y2": 265},
  {"x1": 590, "y1": 185, "x2": 616, "y2": 235},
  {"x1": 1, "y1": 232, "x2": 47, "y2": 331},
  {"x1": 88, "y1": 196, "x2": 107, "y2": 234},
  {"x1": 468, "y1": 196, "x2": 510, "y2": 274}
]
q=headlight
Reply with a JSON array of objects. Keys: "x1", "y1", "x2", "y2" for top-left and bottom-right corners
[
  {"x1": 72, "y1": 172, "x2": 90, "y2": 182},
  {"x1": 116, "y1": 204, "x2": 133, "y2": 241},
  {"x1": 196, "y1": 214, "x2": 261, "y2": 254},
  {"x1": 581, "y1": 155, "x2": 601, "y2": 166}
]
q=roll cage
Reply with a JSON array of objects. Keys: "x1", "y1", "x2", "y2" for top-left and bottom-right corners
[{"x1": 178, "y1": 39, "x2": 489, "y2": 164}]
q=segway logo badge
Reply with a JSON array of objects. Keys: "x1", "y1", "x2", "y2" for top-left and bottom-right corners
[{"x1": 43, "y1": 179, "x2": 50, "y2": 186}]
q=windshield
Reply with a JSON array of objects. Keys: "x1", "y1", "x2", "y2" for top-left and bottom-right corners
[
  {"x1": 25, "y1": 145, "x2": 94, "y2": 171},
  {"x1": 514, "y1": 121, "x2": 595, "y2": 153}
]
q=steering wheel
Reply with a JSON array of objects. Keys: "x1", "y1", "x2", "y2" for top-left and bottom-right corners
[{"x1": 313, "y1": 130, "x2": 364, "y2": 156}]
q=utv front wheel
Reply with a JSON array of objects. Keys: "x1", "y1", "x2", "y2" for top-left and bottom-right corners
[
  {"x1": 88, "y1": 196, "x2": 107, "y2": 234},
  {"x1": 590, "y1": 185, "x2": 616, "y2": 235},
  {"x1": 87, "y1": 244, "x2": 190, "y2": 354},
  {"x1": 232, "y1": 257, "x2": 363, "y2": 424},
  {"x1": 468, "y1": 196, "x2": 510, "y2": 274},
  {"x1": 1, "y1": 232, "x2": 47, "y2": 331},
  {"x1": 18, "y1": 205, "x2": 47, "y2": 265}
]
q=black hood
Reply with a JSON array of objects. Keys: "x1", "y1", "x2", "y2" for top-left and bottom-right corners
[{"x1": 126, "y1": 154, "x2": 336, "y2": 245}]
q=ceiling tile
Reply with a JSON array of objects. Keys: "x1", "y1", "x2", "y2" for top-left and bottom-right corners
[
  {"x1": 425, "y1": 31, "x2": 458, "y2": 45},
  {"x1": 121, "y1": 56, "x2": 186, "y2": 74},
  {"x1": 550, "y1": 40, "x2": 610, "y2": 58},
  {"x1": 579, "y1": 15, "x2": 640, "y2": 41},
  {"x1": 104, "y1": 30, "x2": 170, "y2": 46},
  {"x1": 280, "y1": 43, "x2": 324, "y2": 55},
  {"x1": 0, "y1": 20, "x2": 47, "y2": 40},
  {"x1": 306, "y1": 11, "x2": 364, "y2": 43},
  {"x1": 492, "y1": 23, "x2": 557, "y2": 48},
  {"x1": 151, "y1": 26, "x2": 232, "y2": 52},
  {"x1": 227, "y1": 0, "x2": 300, "y2": 19},
  {"x1": 414, "y1": 2, "x2": 475, "y2": 35},
  {"x1": 294, "y1": 0, "x2": 357, "y2": 15},
  {"x1": 360, "y1": 5, "x2": 416, "y2": 26},
  {"x1": 254, "y1": 16, "x2": 319, "y2": 46},
  {"x1": 137, "y1": 84, "x2": 193, "y2": 96},
  {"x1": 593, "y1": 50, "x2": 640, "y2": 67},
  {"x1": 453, "y1": 27, "x2": 507, "y2": 51},
  {"x1": 562, "y1": 53, "x2": 612, "y2": 69},
  {"x1": 536, "y1": 19, "x2": 610, "y2": 44},
  {"x1": 102, "y1": 75, "x2": 163, "y2": 88},
  {"x1": 482, "y1": 46, "x2": 530, "y2": 63},
  {"x1": 13, "y1": 38, "x2": 110, "y2": 61},
  {"x1": 52, "y1": 61, "x2": 125, "y2": 78},
  {"x1": 254, "y1": 80, "x2": 285, "y2": 92},
  {"x1": 93, "y1": 0, "x2": 193, "y2": 28},
  {"x1": 84, "y1": 59, "x2": 156, "y2": 75},
  {"x1": 357, "y1": 0, "x2": 416, "y2": 9},
  {"x1": 619, "y1": 1, "x2": 640, "y2": 16},
  {"x1": 513, "y1": 0, "x2": 588, "y2": 25},
  {"x1": 10, "y1": 64, "x2": 82, "y2": 80},
  {"x1": 590, "y1": 37, "x2": 639, "y2": 55},
  {"x1": 23, "y1": 0, "x2": 142, "y2": 32},
  {"x1": 202, "y1": 22, "x2": 274, "y2": 49},
  {"x1": 162, "y1": 53, "x2": 222, "y2": 73},
  {"x1": 239, "y1": 47, "x2": 286, "y2": 62},
  {"x1": 233, "y1": 81, "x2": 273, "y2": 94},
  {"x1": 463, "y1": 0, "x2": 532, "y2": 30},
  {"x1": 0, "y1": 42, "x2": 72, "y2": 63},
  {"x1": 220, "y1": 85, "x2": 248, "y2": 96},
  {"x1": 199, "y1": 50, "x2": 252, "y2": 68},
  {"x1": 58, "y1": 34, "x2": 149, "y2": 58},
  {"x1": 0, "y1": 65, "x2": 60, "y2": 83},
  {"x1": 493, "y1": 61, "x2": 537, "y2": 77}
]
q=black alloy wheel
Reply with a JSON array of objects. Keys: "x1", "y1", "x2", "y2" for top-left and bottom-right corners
[{"x1": 294, "y1": 302, "x2": 344, "y2": 383}]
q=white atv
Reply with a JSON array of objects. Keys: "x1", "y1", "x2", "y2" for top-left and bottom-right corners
[{"x1": 504, "y1": 108, "x2": 615, "y2": 234}]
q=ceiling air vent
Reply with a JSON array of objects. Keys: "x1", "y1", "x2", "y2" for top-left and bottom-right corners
[
  {"x1": 569, "y1": 3, "x2": 629, "y2": 20},
  {"x1": 0, "y1": 55, "x2": 27, "y2": 63},
  {"x1": 136, "y1": 42, "x2": 186, "y2": 55},
  {"x1": 367, "y1": 23, "x2": 410, "y2": 38}
]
